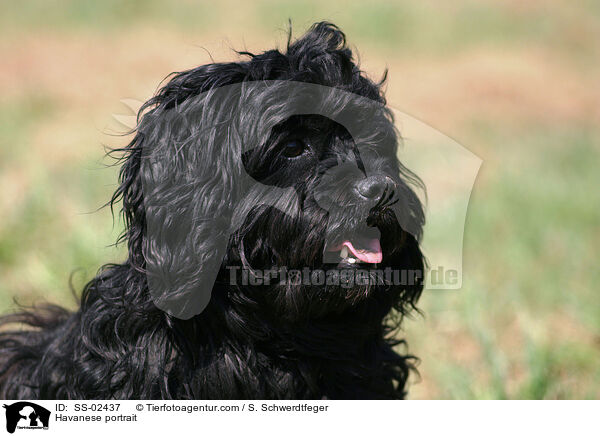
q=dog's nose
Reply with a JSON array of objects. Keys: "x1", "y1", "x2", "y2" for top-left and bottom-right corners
[{"x1": 353, "y1": 175, "x2": 392, "y2": 201}]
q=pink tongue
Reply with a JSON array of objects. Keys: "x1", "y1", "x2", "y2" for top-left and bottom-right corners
[{"x1": 341, "y1": 240, "x2": 382, "y2": 264}]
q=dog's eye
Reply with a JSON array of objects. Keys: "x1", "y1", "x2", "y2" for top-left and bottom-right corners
[{"x1": 281, "y1": 140, "x2": 306, "y2": 158}]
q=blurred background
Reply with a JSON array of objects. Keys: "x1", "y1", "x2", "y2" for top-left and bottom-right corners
[{"x1": 0, "y1": 0, "x2": 598, "y2": 399}]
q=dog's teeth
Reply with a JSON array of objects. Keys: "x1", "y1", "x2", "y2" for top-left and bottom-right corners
[
  {"x1": 347, "y1": 257, "x2": 356, "y2": 264},
  {"x1": 340, "y1": 246, "x2": 349, "y2": 259}
]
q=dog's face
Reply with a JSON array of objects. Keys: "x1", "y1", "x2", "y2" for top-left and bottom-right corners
[
  {"x1": 241, "y1": 111, "x2": 420, "y2": 264},
  {"x1": 229, "y1": 109, "x2": 424, "y2": 320},
  {"x1": 119, "y1": 22, "x2": 425, "y2": 321}
]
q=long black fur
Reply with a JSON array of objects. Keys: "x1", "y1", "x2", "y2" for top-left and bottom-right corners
[{"x1": 0, "y1": 22, "x2": 425, "y2": 399}]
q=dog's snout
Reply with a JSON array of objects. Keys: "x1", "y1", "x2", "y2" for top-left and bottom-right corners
[{"x1": 354, "y1": 175, "x2": 393, "y2": 201}]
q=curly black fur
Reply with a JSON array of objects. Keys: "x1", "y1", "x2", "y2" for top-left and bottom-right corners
[{"x1": 0, "y1": 22, "x2": 425, "y2": 399}]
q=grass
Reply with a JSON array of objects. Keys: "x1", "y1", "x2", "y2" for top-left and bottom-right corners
[
  {"x1": 0, "y1": 0, "x2": 598, "y2": 398},
  {"x1": 405, "y1": 126, "x2": 600, "y2": 399}
]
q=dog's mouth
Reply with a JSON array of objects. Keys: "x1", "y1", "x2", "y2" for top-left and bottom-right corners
[
  {"x1": 326, "y1": 238, "x2": 382, "y2": 265},
  {"x1": 324, "y1": 225, "x2": 384, "y2": 267}
]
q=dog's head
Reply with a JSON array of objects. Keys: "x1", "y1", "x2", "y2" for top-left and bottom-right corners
[{"x1": 113, "y1": 22, "x2": 425, "y2": 321}]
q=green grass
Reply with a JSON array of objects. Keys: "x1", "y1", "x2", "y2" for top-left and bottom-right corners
[
  {"x1": 3, "y1": 1, "x2": 598, "y2": 61},
  {"x1": 406, "y1": 125, "x2": 600, "y2": 399},
  {"x1": 0, "y1": 91, "x2": 126, "y2": 313},
  {"x1": 0, "y1": 158, "x2": 124, "y2": 313},
  {"x1": 254, "y1": 0, "x2": 600, "y2": 62},
  {"x1": 0, "y1": 0, "x2": 216, "y2": 32}
]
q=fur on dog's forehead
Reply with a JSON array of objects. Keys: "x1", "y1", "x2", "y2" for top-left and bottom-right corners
[
  {"x1": 242, "y1": 24, "x2": 378, "y2": 95},
  {"x1": 142, "y1": 22, "x2": 386, "y2": 115}
]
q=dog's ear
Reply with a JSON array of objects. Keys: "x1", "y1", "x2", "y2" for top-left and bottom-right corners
[
  {"x1": 112, "y1": 65, "x2": 251, "y2": 320},
  {"x1": 114, "y1": 67, "x2": 313, "y2": 320}
]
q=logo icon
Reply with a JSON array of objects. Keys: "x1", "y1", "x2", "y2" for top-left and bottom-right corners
[{"x1": 3, "y1": 402, "x2": 50, "y2": 433}]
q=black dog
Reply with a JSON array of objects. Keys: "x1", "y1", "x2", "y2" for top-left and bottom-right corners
[{"x1": 0, "y1": 22, "x2": 425, "y2": 399}]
